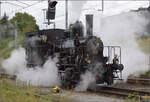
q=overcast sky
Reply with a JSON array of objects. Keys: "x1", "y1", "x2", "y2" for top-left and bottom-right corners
[{"x1": 1, "y1": 0, "x2": 149, "y2": 29}]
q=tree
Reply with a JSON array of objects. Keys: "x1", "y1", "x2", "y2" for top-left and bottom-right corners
[
  {"x1": 0, "y1": 13, "x2": 14, "y2": 38},
  {"x1": 10, "y1": 12, "x2": 39, "y2": 35},
  {"x1": 0, "y1": 13, "x2": 9, "y2": 25}
]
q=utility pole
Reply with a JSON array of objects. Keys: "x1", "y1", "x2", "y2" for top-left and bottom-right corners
[
  {"x1": 101, "y1": 0, "x2": 104, "y2": 12},
  {"x1": 149, "y1": 38, "x2": 150, "y2": 70},
  {"x1": 15, "y1": 21, "x2": 18, "y2": 48},
  {"x1": 149, "y1": 0, "x2": 150, "y2": 70},
  {"x1": 65, "y1": 0, "x2": 68, "y2": 29},
  {"x1": 0, "y1": 0, "x2": 1, "y2": 19}
]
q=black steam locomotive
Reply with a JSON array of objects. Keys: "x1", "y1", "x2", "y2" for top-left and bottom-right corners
[{"x1": 26, "y1": 14, "x2": 124, "y2": 88}]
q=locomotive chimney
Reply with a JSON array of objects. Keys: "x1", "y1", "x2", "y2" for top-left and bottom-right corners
[{"x1": 86, "y1": 14, "x2": 93, "y2": 37}]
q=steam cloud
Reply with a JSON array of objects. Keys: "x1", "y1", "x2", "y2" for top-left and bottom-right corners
[
  {"x1": 2, "y1": 48, "x2": 60, "y2": 87},
  {"x1": 2, "y1": 48, "x2": 26, "y2": 75},
  {"x1": 75, "y1": 71, "x2": 95, "y2": 91},
  {"x1": 69, "y1": 1, "x2": 87, "y2": 23},
  {"x1": 99, "y1": 11, "x2": 150, "y2": 79},
  {"x1": 75, "y1": 62, "x2": 104, "y2": 91},
  {"x1": 75, "y1": 10, "x2": 150, "y2": 90}
]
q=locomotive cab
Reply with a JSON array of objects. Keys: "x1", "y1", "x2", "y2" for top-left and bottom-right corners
[{"x1": 102, "y1": 46, "x2": 124, "y2": 85}]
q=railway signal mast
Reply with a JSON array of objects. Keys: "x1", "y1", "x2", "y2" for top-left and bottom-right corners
[
  {"x1": 65, "y1": 0, "x2": 68, "y2": 29},
  {"x1": 46, "y1": 0, "x2": 57, "y2": 25}
]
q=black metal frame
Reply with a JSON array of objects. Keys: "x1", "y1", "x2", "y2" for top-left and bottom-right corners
[{"x1": 104, "y1": 46, "x2": 123, "y2": 80}]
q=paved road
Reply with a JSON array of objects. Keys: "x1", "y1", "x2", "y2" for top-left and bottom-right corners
[{"x1": 62, "y1": 91, "x2": 124, "y2": 102}]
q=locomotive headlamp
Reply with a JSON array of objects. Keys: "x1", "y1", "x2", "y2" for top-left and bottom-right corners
[
  {"x1": 86, "y1": 54, "x2": 91, "y2": 64},
  {"x1": 56, "y1": 36, "x2": 59, "y2": 40},
  {"x1": 92, "y1": 50, "x2": 98, "y2": 55},
  {"x1": 69, "y1": 24, "x2": 73, "y2": 29},
  {"x1": 87, "y1": 60, "x2": 91, "y2": 64},
  {"x1": 42, "y1": 35, "x2": 47, "y2": 42},
  {"x1": 96, "y1": 38, "x2": 100, "y2": 43},
  {"x1": 75, "y1": 33, "x2": 79, "y2": 37},
  {"x1": 96, "y1": 42, "x2": 100, "y2": 46}
]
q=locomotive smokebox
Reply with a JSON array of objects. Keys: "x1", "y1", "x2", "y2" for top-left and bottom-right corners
[{"x1": 86, "y1": 14, "x2": 93, "y2": 37}]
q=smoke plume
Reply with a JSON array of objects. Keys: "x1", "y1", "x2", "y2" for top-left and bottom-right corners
[{"x1": 2, "y1": 48, "x2": 60, "y2": 87}]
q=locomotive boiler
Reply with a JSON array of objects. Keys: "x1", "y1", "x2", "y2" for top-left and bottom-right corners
[{"x1": 26, "y1": 15, "x2": 124, "y2": 88}]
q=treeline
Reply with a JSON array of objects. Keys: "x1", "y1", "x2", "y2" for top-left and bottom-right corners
[
  {"x1": 0, "y1": 12, "x2": 39, "y2": 40},
  {"x1": 133, "y1": 6, "x2": 150, "y2": 39},
  {"x1": 0, "y1": 14, "x2": 14, "y2": 39},
  {"x1": 0, "y1": 12, "x2": 39, "y2": 59}
]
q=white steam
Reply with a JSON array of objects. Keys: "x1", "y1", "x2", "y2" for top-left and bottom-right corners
[
  {"x1": 99, "y1": 11, "x2": 150, "y2": 79},
  {"x1": 2, "y1": 48, "x2": 26, "y2": 75},
  {"x1": 76, "y1": 10, "x2": 150, "y2": 90},
  {"x1": 75, "y1": 71, "x2": 95, "y2": 91},
  {"x1": 69, "y1": 1, "x2": 87, "y2": 23},
  {"x1": 75, "y1": 63, "x2": 104, "y2": 91},
  {"x1": 2, "y1": 48, "x2": 60, "y2": 87},
  {"x1": 17, "y1": 58, "x2": 60, "y2": 86}
]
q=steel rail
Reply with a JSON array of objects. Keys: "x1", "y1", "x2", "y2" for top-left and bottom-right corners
[
  {"x1": 1, "y1": 0, "x2": 149, "y2": 1},
  {"x1": 88, "y1": 86, "x2": 150, "y2": 100},
  {"x1": 0, "y1": 73, "x2": 16, "y2": 80},
  {"x1": 127, "y1": 78, "x2": 150, "y2": 85}
]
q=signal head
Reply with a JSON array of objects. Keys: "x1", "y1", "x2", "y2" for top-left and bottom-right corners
[{"x1": 48, "y1": 0, "x2": 57, "y2": 8}]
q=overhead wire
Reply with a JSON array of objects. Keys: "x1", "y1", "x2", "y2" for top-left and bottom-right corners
[
  {"x1": 1, "y1": 0, "x2": 149, "y2": 26},
  {"x1": 3, "y1": 1, "x2": 25, "y2": 8},
  {"x1": 8, "y1": 1, "x2": 43, "y2": 16},
  {"x1": 16, "y1": 0, "x2": 30, "y2": 6}
]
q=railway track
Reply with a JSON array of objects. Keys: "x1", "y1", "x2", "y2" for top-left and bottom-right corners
[
  {"x1": 140, "y1": 75, "x2": 150, "y2": 79},
  {"x1": 1, "y1": 73, "x2": 150, "y2": 100},
  {"x1": 0, "y1": 73, "x2": 16, "y2": 80},
  {"x1": 127, "y1": 78, "x2": 150, "y2": 85},
  {"x1": 90, "y1": 77, "x2": 150, "y2": 99},
  {"x1": 88, "y1": 86, "x2": 150, "y2": 100}
]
